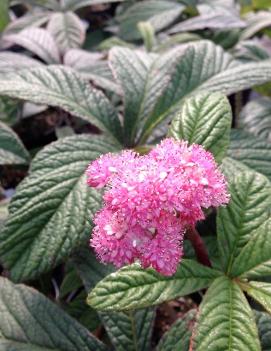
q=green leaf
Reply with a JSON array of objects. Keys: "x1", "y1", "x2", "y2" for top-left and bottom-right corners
[
  {"x1": 231, "y1": 219, "x2": 271, "y2": 278},
  {"x1": 169, "y1": 93, "x2": 232, "y2": 162},
  {"x1": 240, "y1": 11, "x2": 271, "y2": 40},
  {"x1": 100, "y1": 308, "x2": 155, "y2": 351},
  {"x1": 192, "y1": 276, "x2": 261, "y2": 350},
  {"x1": 228, "y1": 129, "x2": 271, "y2": 182},
  {"x1": 138, "y1": 41, "x2": 271, "y2": 143},
  {"x1": 239, "y1": 97, "x2": 271, "y2": 142},
  {"x1": 137, "y1": 21, "x2": 155, "y2": 52},
  {"x1": 0, "y1": 277, "x2": 107, "y2": 350},
  {"x1": 4, "y1": 12, "x2": 51, "y2": 35},
  {"x1": 0, "y1": 122, "x2": 29, "y2": 165},
  {"x1": 117, "y1": 0, "x2": 184, "y2": 41},
  {"x1": 4, "y1": 28, "x2": 60, "y2": 64},
  {"x1": 0, "y1": 52, "x2": 42, "y2": 74},
  {"x1": 47, "y1": 12, "x2": 86, "y2": 54},
  {"x1": 217, "y1": 170, "x2": 271, "y2": 274},
  {"x1": 255, "y1": 310, "x2": 271, "y2": 351},
  {"x1": 157, "y1": 309, "x2": 196, "y2": 351},
  {"x1": 87, "y1": 259, "x2": 221, "y2": 311},
  {"x1": 0, "y1": 135, "x2": 119, "y2": 282},
  {"x1": 0, "y1": 0, "x2": 9, "y2": 32},
  {"x1": 242, "y1": 281, "x2": 271, "y2": 315},
  {"x1": 0, "y1": 65, "x2": 123, "y2": 142},
  {"x1": 63, "y1": 0, "x2": 124, "y2": 11}
]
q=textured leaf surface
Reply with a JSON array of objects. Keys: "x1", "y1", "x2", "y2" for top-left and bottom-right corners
[
  {"x1": 192, "y1": 276, "x2": 260, "y2": 350},
  {"x1": 0, "y1": 65, "x2": 123, "y2": 141},
  {"x1": 169, "y1": 93, "x2": 232, "y2": 162},
  {"x1": 239, "y1": 97, "x2": 271, "y2": 142},
  {"x1": 47, "y1": 12, "x2": 85, "y2": 54},
  {"x1": 0, "y1": 122, "x2": 29, "y2": 165},
  {"x1": 228, "y1": 129, "x2": 271, "y2": 182},
  {"x1": 0, "y1": 277, "x2": 107, "y2": 351},
  {"x1": 63, "y1": 0, "x2": 123, "y2": 11},
  {"x1": 0, "y1": 135, "x2": 119, "y2": 282},
  {"x1": 231, "y1": 219, "x2": 271, "y2": 278},
  {"x1": 217, "y1": 170, "x2": 271, "y2": 274},
  {"x1": 157, "y1": 310, "x2": 196, "y2": 351},
  {"x1": 255, "y1": 310, "x2": 271, "y2": 351},
  {"x1": 87, "y1": 259, "x2": 221, "y2": 311},
  {"x1": 241, "y1": 11, "x2": 271, "y2": 40},
  {"x1": 4, "y1": 12, "x2": 51, "y2": 35},
  {"x1": 117, "y1": 0, "x2": 184, "y2": 40},
  {"x1": 138, "y1": 41, "x2": 271, "y2": 142},
  {"x1": 0, "y1": 52, "x2": 42, "y2": 74},
  {"x1": 100, "y1": 308, "x2": 155, "y2": 351},
  {"x1": 4, "y1": 28, "x2": 60, "y2": 64},
  {"x1": 244, "y1": 281, "x2": 271, "y2": 314}
]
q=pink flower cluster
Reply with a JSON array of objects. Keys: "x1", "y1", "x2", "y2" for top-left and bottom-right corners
[{"x1": 86, "y1": 138, "x2": 229, "y2": 276}]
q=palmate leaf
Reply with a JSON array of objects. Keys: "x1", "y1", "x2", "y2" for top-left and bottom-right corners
[
  {"x1": 0, "y1": 122, "x2": 29, "y2": 165},
  {"x1": 4, "y1": 28, "x2": 60, "y2": 64},
  {"x1": 239, "y1": 97, "x2": 271, "y2": 142},
  {"x1": 217, "y1": 170, "x2": 271, "y2": 274},
  {"x1": 0, "y1": 135, "x2": 120, "y2": 282},
  {"x1": 191, "y1": 276, "x2": 261, "y2": 351},
  {"x1": 137, "y1": 41, "x2": 271, "y2": 143},
  {"x1": 169, "y1": 93, "x2": 232, "y2": 163},
  {"x1": 47, "y1": 12, "x2": 86, "y2": 54},
  {"x1": 87, "y1": 259, "x2": 221, "y2": 311},
  {"x1": 228, "y1": 130, "x2": 271, "y2": 182},
  {"x1": 0, "y1": 277, "x2": 108, "y2": 351},
  {"x1": 0, "y1": 65, "x2": 123, "y2": 142}
]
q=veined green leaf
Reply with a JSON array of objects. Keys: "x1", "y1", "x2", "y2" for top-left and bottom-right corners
[
  {"x1": 4, "y1": 12, "x2": 51, "y2": 35},
  {"x1": 231, "y1": 219, "x2": 271, "y2": 278},
  {"x1": 217, "y1": 170, "x2": 271, "y2": 274},
  {"x1": 192, "y1": 276, "x2": 261, "y2": 350},
  {"x1": 0, "y1": 277, "x2": 107, "y2": 350},
  {"x1": 0, "y1": 52, "x2": 42, "y2": 74},
  {"x1": 157, "y1": 309, "x2": 196, "y2": 351},
  {"x1": 242, "y1": 281, "x2": 271, "y2": 315},
  {"x1": 87, "y1": 259, "x2": 221, "y2": 311},
  {"x1": 0, "y1": 66, "x2": 123, "y2": 142},
  {"x1": 255, "y1": 310, "x2": 271, "y2": 351},
  {"x1": 63, "y1": 0, "x2": 124, "y2": 11},
  {"x1": 47, "y1": 12, "x2": 86, "y2": 54},
  {"x1": 169, "y1": 93, "x2": 232, "y2": 162},
  {"x1": 0, "y1": 122, "x2": 29, "y2": 165},
  {"x1": 228, "y1": 129, "x2": 271, "y2": 182},
  {"x1": 0, "y1": 135, "x2": 119, "y2": 282}
]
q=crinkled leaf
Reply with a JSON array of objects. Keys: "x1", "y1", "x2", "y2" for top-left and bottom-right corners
[
  {"x1": 239, "y1": 97, "x2": 271, "y2": 142},
  {"x1": 228, "y1": 129, "x2": 271, "y2": 182},
  {"x1": 0, "y1": 277, "x2": 107, "y2": 350},
  {"x1": 100, "y1": 308, "x2": 155, "y2": 351},
  {"x1": 0, "y1": 66, "x2": 123, "y2": 142},
  {"x1": 217, "y1": 170, "x2": 271, "y2": 274},
  {"x1": 255, "y1": 310, "x2": 271, "y2": 351},
  {"x1": 47, "y1": 12, "x2": 86, "y2": 54},
  {"x1": 169, "y1": 92, "x2": 232, "y2": 162},
  {"x1": 157, "y1": 309, "x2": 196, "y2": 351},
  {"x1": 4, "y1": 28, "x2": 60, "y2": 64},
  {"x1": 0, "y1": 135, "x2": 119, "y2": 282},
  {"x1": 0, "y1": 122, "x2": 29, "y2": 165},
  {"x1": 192, "y1": 276, "x2": 261, "y2": 350},
  {"x1": 87, "y1": 259, "x2": 221, "y2": 311}
]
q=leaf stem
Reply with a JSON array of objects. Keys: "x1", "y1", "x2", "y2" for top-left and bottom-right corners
[{"x1": 186, "y1": 226, "x2": 212, "y2": 267}]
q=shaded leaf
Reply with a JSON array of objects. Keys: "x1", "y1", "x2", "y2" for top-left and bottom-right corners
[
  {"x1": 243, "y1": 281, "x2": 271, "y2": 314},
  {"x1": 255, "y1": 310, "x2": 271, "y2": 351}
]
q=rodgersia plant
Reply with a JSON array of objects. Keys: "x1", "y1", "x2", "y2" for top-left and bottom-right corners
[{"x1": 86, "y1": 138, "x2": 229, "y2": 275}]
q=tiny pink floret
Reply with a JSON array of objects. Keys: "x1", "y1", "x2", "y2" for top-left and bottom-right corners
[{"x1": 86, "y1": 138, "x2": 229, "y2": 276}]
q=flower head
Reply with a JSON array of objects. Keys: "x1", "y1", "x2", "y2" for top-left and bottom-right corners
[{"x1": 86, "y1": 138, "x2": 229, "y2": 276}]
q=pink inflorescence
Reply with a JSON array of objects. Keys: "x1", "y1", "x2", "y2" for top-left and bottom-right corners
[{"x1": 86, "y1": 138, "x2": 229, "y2": 276}]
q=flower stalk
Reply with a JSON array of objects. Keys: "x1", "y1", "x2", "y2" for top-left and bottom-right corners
[{"x1": 186, "y1": 227, "x2": 212, "y2": 267}]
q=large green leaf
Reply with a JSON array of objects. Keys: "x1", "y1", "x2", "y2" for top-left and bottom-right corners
[
  {"x1": 100, "y1": 308, "x2": 155, "y2": 351},
  {"x1": 217, "y1": 170, "x2": 271, "y2": 274},
  {"x1": 192, "y1": 276, "x2": 261, "y2": 350},
  {"x1": 0, "y1": 52, "x2": 42, "y2": 74},
  {"x1": 0, "y1": 65, "x2": 123, "y2": 142},
  {"x1": 228, "y1": 129, "x2": 271, "y2": 182},
  {"x1": 157, "y1": 309, "x2": 196, "y2": 351},
  {"x1": 231, "y1": 219, "x2": 271, "y2": 278},
  {"x1": 87, "y1": 259, "x2": 221, "y2": 311},
  {"x1": 4, "y1": 28, "x2": 60, "y2": 64},
  {"x1": 47, "y1": 12, "x2": 86, "y2": 54},
  {"x1": 0, "y1": 135, "x2": 119, "y2": 282},
  {"x1": 0, "y1": 122, "x2": 29, "y2": 165},
  {"x1": 239, "y1": 97, "x2": 271, "y2": 142},
  {"x1": 117, "y1": 0, "x2": 184, "y2": 41},
  {"x1": 0, "y1": 277, "x2": 107, "y2": 351},
  {"x1": 169, "y1": 93, "x2": 232, "y2": 162},
  {"x1": 255, "y1": 310, "x2": 271, "y2": 351},
  {"x1": 242, "y1": 281, "x2": 271, "y2": 314},
  {"x1": 138, "y1": 41, "x2": 271, "y2": 143}
]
